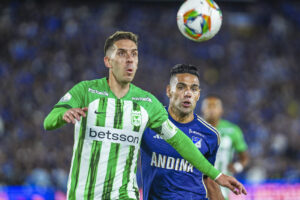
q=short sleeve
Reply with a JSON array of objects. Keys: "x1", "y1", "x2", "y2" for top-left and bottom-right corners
[
  {"x1": 54, "y1": 81, "x2": 86, "y2": 109},
  {"x1": 233, "y1": 126, "x2": 248, "y2": 152}
]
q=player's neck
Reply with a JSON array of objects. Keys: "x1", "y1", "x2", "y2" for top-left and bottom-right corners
[
  {"x1": 107, "y1": 73, "x2": 130, "y2": 99},
  {"x1": 168, "y1": 106, "x2": 194, "y2": 124}
]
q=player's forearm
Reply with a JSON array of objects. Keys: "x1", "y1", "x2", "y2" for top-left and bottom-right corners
[
  {"x1": 231, "y1": 151, "x2": 249, "y2": 173},
  {"x1": 204, "y1": 177, "x2": 225, "y2": 200},
  {"x1": 239, "y1": 151, "x2": 249, "y2": 167},
  {"x1": 165, "y1": 130, "x2": 221, "y2": 180},
  {"x1": 44, "y1": 107, "x2": 68, "y2": 130}
]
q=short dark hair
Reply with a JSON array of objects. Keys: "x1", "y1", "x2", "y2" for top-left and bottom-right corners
[
  {"x1": 104, "y1": 31, "x2": 138, "y2": 55},
  {"x1": 170, "y1": 64, "x2": 200, "y2": 79}
]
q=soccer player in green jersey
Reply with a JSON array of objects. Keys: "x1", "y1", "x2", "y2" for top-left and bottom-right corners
[
  {"x1": 202, "y1": 95, "x2": 249, "y2": 200},
  {"x1": 44, "y1": 31, "x2": 246, "y2": 200}
]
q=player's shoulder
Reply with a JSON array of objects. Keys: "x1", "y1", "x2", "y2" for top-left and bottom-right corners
[
  {"x1": 68, "y1": 78, "x2": 108, "y2": 98},
  {"x1": 80, "y1": 78, "x2": 106, "y2": 87},
  {"x1": 195, "y1": 114, "x2": 220, "y2": 145},
  {"x1": 129, "y1": 84, "x2": 158, "y2": 104},
  {"x1": 220, "y1": 119, "x2": 241, "y2": 130},
  {"x1": 72, "y1": 78, "x2": 104, "y2": 89}
]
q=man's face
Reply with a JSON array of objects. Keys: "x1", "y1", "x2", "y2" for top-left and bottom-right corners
[
  {"x1": 105, "y1": 39, "x2": 138, "y2": 84},
  {"x1": 201, "y1": 97, "x2": 223, "y2": 122},
  {"x1": 167, "y1": 73, "x2": 200, "y2": 115}
]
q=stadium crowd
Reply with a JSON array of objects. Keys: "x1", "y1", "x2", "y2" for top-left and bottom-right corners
[{"x1": 0, "y1": 0, "x2": 299, "y2": 192}]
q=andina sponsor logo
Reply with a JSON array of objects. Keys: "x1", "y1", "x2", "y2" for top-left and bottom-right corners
[{"x1": 150, "y1": 152, "x2": 194, "y2": 173}]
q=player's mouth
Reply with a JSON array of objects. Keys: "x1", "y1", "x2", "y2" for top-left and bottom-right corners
[
  {"x1": 182, "y1": 101, "x2": 191, "y2": 108},
  {"x1": 126, "y1": 68, "x2": 134, "y2": 74}
]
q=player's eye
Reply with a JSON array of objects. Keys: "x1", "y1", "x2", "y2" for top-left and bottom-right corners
[
  {"x1": 131, "y1": 51, "x2": 138, "y2": 57},
  {"x1": 117, "y1": 51, "x2": 126, "y2": 57},
  {"x1": 177, "y1": 85, "x2": 185, "y2": 90},
  {"x1": 191, "y1": 87, "x2": 199, "y2": 92}
]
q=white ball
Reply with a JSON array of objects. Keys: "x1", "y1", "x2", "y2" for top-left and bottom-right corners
[{"x1": 177, "y1": 0, "x2": 223, "y2": 42}]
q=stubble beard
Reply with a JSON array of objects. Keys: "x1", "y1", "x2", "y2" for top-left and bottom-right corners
[{"x1": 173, "y1": 102, "x2": 193, "y2": 118}]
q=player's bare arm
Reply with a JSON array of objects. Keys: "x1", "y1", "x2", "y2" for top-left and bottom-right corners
[
  {"x1": 215, "y1": 174, "x2": 247, "y2": 195},
  {"x1": 228, "y1": 151, "x2": 249, "y2": 174},
  {"x1": 62, "y1": 107, "x2": 88, "y2": 124},
  {"x1": 204, "y1": 177, "x2": 224, "y2": 200}
]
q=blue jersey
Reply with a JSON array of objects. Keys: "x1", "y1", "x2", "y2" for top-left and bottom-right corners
[{"x1": 139, "y1": 110, "x2": 220, "y2": 200}]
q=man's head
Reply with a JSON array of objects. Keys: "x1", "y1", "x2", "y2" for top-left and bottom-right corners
[
  {"x1": 167, "y1": 64, "x2": 200, "y2": 116},
  {"x1": 201, "y1": 95, "x2": 223, "y2": 123},
  {"x1": 104, "y1": 31, "x2": 138, "y2": 84}
]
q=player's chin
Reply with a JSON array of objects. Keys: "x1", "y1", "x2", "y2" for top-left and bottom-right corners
[
  {"x1": 123, "y1": 76, "x2": 135, "y2": 83},
  {"x1": 179, "y1": 107, "x2": 193, "y2": 114},
  {"x1": 126, "y1": 72, "x2": 136, "y2": 79},
  {"x1": 181, "y1": 103, "x2": 195, "y2": 111}
]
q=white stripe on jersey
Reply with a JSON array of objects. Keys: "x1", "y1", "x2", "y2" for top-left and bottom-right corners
[
  {"x1": 93, "y1": 142, "x2": 111, "y2": 199},
  {"x1": 110, "y1": 100, "x2": 133, "y2": 199},
  {"x1": 75, "y1": 99, "x2": 99, "y2": 198},
  {"x1": 127, "y1": 105, "x2": 148, "y2": 199},
  {"x1": 68, "y1": 97, "x2": 151, "y2": 199},
  {"x1": 94, "y1": 98, "x2": 115, "y2": 197},
  {"x1": 202, "y1": 174, "x2": 208, "y2": 198},
  {"x1": 110, "y1": 145, "x2": 130, "y2": 199},
  {"x1": 66, "y1": 117, "x2": 82, "y2": 198},
  {"x1": 127, "y1": 147, "x2": 139, "y2": 199},
  {"x1": 75, "y1": 141, "x2": 92, "y2": 198},
  {"x1": 139, "y1": 107, "x2": 149, "y2": 138}
]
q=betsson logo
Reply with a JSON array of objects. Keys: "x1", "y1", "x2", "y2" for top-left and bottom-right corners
[{"x1": 87, "y1": 126, "x2": 141, "y2": 146}]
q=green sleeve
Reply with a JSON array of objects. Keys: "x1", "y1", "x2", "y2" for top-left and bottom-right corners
[
  {"x1": 233, "y1": 126, "x2": 248, "y2": 152},
  {"x1": 44, "y1": 107, "x2": 68, "y2": 130},
  {"x1": 54, "y1": 81, "x2": 86, "y2": 109},
  {"x1": 166, "y1": 128, "x2": 222, "y2": 180},
  {"x1": 146, "y1": 95, "x2": 168, "y2": 129},
  {"x1": 44, "y1": 81, "x2": 86, "y2": 131}
]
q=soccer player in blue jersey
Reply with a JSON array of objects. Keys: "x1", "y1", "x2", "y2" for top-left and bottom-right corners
[{"x1": 139, "y1": 64, "x2": 226, "y2": 200}]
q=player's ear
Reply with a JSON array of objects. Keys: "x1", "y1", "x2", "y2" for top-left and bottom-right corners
[
  {"x1": 166, "y1": 85, "x2": 171, "y2": 98},
  {"x1": 104, "y1": 56, "x2": 112, "y2": 69}
]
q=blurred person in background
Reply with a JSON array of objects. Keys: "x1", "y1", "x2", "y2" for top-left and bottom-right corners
[
  {"x1": 202, "y1": 95, "x2": 249, "y2": 200},
  {"x1": 43, "y1": 31, "x2": 246, "y2": 199},
  {"x1": 139, "y1": 64, "x2": 224, "y2": 200}
]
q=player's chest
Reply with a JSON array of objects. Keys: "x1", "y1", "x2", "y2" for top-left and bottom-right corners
[
  {"x1": 219, "y1": 135, "x2": 233, "y2": 150},
  {"x1": 146, "y1": 127, "x2": 210, "y2": 157},
  {"x1": 85, "y1": 97, "x2": 149, "y2": 129}
]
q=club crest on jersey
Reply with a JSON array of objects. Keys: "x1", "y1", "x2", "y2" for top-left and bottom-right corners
[
  {"x1": 59, "y1": 92, "x2": 71, "y2": 102},
  {"x1": 192, "y1": 136, "x2": 202, "y2": 148},
  {"x1": 131, "y1": 110, "x2": 142, "y2": 126}
]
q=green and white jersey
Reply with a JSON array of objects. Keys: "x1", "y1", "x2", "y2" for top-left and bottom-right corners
[
  {"x1": 214, "y1": 119, "x2": 247, "y2": 199},
  {"x1": 54, "y1": 78, "x2": 168, "y2": 200}
]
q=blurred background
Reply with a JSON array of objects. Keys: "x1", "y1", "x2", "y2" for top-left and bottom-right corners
[{"x1": 0, "y1": 0, "x2": 299, "y2": 199}]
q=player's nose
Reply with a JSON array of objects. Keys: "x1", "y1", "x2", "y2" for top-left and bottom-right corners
[
  {"x1": 125, "y1": 53, "x2": 134, "y2": 62},
  {"x1": 184, "y1": 89, "x2": 192, "y2": 97}
]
